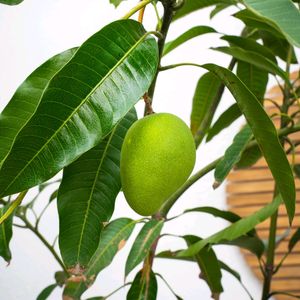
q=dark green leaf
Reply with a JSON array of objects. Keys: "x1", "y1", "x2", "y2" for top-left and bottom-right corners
[
  {"x1": 55, "y1": 271, "x2": 67, "y2": 287},
  {"x1": 221, "y1": 35, "x2": 276, "y2": 62},
  {"x1": 235, "y1": 144, "x2": 262, "y2": 169},
  {"x1": 210, "y1": 3, "x2": 232, "y2": 19},
  {"x1": 127, "y1": 269, "x2": 157, "y2": 300},
  {"x1": 36, "y1": 284, "x2": 57, "y2": 300},
  {"x1": 63, "y1": 218, "x2": 136, "y2": 298},
  {"x1": 213, "y1": 46, "x2": 288, "y2": 83},
  {"x1": 49, "y1": 189, "x2": 58, "y2": 203},
  {"x1": 206, "y1": 103, "x2": 241, "y2": 142},
  {"x1": 184, "y1": 235, "x2": 223, "y2": 297},
  {"x1": 163, "y1": 26, "x2": 216, "y2": 56},
  {"x1": 202, "y1": 63, "x2": 295, "y2": 222},
  {"x1": 125, "y1": 219, "x2": 163, "y2": 277},
  {"x1": 294, "y1": 164, "x2": 300, "y2": 178},
  {"x1": 0, "y1": 49, "x2": 76, "y2": 167},
  {"x1": 214, "y1": 125, "x2": 252, "y2": 187},
  {"x1": 0, "y1": 0, "x2": 23, "y2": 4},
  {"x1": 289, "y1": 228, "x2": 300, "y2": 252},
  {"x1": 0, "y1": 20, "x2": 158, "y2": 197},
  {"x1": 58, "y1": 109, "x2": 137, "y2": 268},
  {"x1": 236, "y1": 61, "x2": 268, "y2": 102},
  {"x1": 178, "y1": 194, "x2": 282, "y2": 257},
  {"x1": 173, "y1": 0, "x2": 236, "y2": 21},
  {"x1": 243, "y1": 0, "x2": 300, "y2": 47},
  {"x1": 190, "y1": 72, "x2": 222, "y2": 135},
  {"x1": 0, "y1": 204, "x2": 14, "y2": 262}
]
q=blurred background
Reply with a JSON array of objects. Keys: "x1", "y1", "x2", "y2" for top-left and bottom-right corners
[{"x1": 0, "y1": 0, "x2": 279, "y2": 299}]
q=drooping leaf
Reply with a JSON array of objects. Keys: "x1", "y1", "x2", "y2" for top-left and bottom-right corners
[
  {"x1": 163, "y1": 26, "x2": 216, "y2": 56},
  {"x1": 190, "y1": 72, "x2": 222, "y2": 135},
  {"x1": 213, "y1": 47, "x2": 289, "y2": 84},
  {"x1": 127, "y1": 269, "x2": 158, "y2": 300},
  {"x1": 210, "y1": 3, "x2": 232, "y2": 19},
  {"x1": 63, "y1": 218, "x2": 136, "y2": 298},
  {"x1": 58, "y1": 109, "x2": 137, "y2": 269},
  {"x1": 184, "y1": 235, "x2": 223, "y2": 297},
  {"x1": 178, "y1": 194, "x2": 282, "y2": 257},
  {"x1": 206, "y1": 103, "x2": 241, "y2": 142},
  {"x1": 289, "y1": 228, "x2": 300, "y2": 252},
  {"x1": 0, "y1": 20, "x2": 158, "y2": 197},
  {"x1": 259, "y1": 30, "x2": 298, "y2": 64},
  {"x1": 36, "y1": 284, "x2": 57, "y2": 300},
  {"x1": 110, "y1": 0, "x2": 127, "y2": 7},
  {"x1": 235, "y1": 144, "x2": 262, "y2": 169},
  {"x1": 125, "y1": 219, "x2": 164, "y2": 277},
  {"x1": 0, "y1": 48, "x2": 76, "y2": 167},
  {"x1": 242, "y1": 0, "x2": 300, "y2": 47},
  {"x1": 173, "y1": 0, "x2": 236, "y2": 21},
  {"x1": 0, "y1": 0, "x2": 23, "y2": 4},
  {"x1": 221, "y1": 35, "x2": 276, "y2": 62},
  {"x1": 214, "y1": 125, "x2": 252, "y2": 187},
  {"x1": 202, "y1": 63, "x2": 295, "y2": 223},
  {"x1": 236, "y1": 61, "x2": 268, "y2": 102},
  {"x1": 0, "y1": 204, "x2": 14, "y2": 262}
]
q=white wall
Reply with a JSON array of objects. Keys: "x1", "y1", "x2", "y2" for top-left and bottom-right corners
[{"x1": 0, "y1": 0, "x2": 264, "y2": 299}]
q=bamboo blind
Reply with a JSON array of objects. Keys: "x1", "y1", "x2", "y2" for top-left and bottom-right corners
[{"x1": 227, "y1": 75, "x2": 300, "y2": 299}]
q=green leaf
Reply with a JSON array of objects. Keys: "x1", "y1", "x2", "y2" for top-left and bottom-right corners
[
  {"x1": 0, "y1": 20, "x2": 158, "y2": 197},
  {"x1": 242, "y1": 0, "x2": 300, "y2": 47},
  {"x1": 125, "y1": 219, "x2": 164, "y2": 277},
  {"x1": 221, "y1": 35, "x2": 276, "y2": 63},
  {"x1": 235, "y1": 144, "x2": 262, "y2": 169},
  {"x1": 213, "y1": 46, "x2": 289, "y2": 83},
  {"x1": 0, "y1": 0, "x2": 23, "y2": 4},
  {"x1": 63, "y1": 218, "x2": 136, "y2": 298},
  {"x1": 210, "y1": 3, "x2": 232, "y2": 19},
  {"x1": 184, "y1": 235, "x2": 223, "y2": 297},
  {"x1": 58, "y1": 109, "x2": 137, "y2": 269},
  {"x1": 163, "y1": 26, "x2": 216, "y2": 56},
  {"x1": 259, "y1": 30, "x2": 298, "y2": 64},
  {"x1": 202, "y1": 63, "x2": 295, "y2": 223},
  {"x1": 294, "y1": 164, "x2": 300, "y2": 178},
  {"x1": 206, "y1": 103, "x2": 241, "y2": 142},
  {"x1": 0, "y1": 204, "x2": 14, "y2": 262},
  {"x1": 190, "y1": 72, "x2": 222, "y2": 135},
  {"x1": 36, "y1": 284, "x2": 57, "y2": 300},
  {"x1": 173, "y1": 0, "x2": 236, "y2": 21},
  {"x1": 0, "y1": 48, "x2": 76, "y2": 167},
  {"x1": 110, "y1": 0, "x2": 127, "y2": 7},
  {"x1": 236, "y1": 61, "x2": 268, "y2": 102},
  {"x1": 178, "y1": 194, "x2": 282, "y2": 257},
  {"x1": 289, "y1": 228, "x2": 300, "y2": 252},
  {"x1": 214, "y1": 125, "x2": 252, "y2": 187},
  {"x1": 127, "y1": 269, "x2": 158, "y2": 300}
]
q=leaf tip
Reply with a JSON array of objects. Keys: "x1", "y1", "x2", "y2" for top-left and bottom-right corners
[{"x1": 213, "y1": 181, "x2": 221, "y2": 189}]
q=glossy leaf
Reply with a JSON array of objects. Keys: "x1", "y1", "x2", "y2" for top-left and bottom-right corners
[
  {"x1": 202, "y1": 63, "x2": 295, "y2": 222},
  {"x1": 206, "y1": 103, "x2": 241, "y2": 142},
  {"x1": 0, "y1": 20, "x2": 158, "y2": 197},
  {"x1": 125, "y1": 219, "x2": 163, "y2": 277},
  {"x1": 0, "y1": 0, "x2": 23, "y2": 4},
  {"x1": 236, "y1": 144, "x2": 262, "y2": 169},
  {"x1": 58, "y1": 109, "x2": 137, "y2": 269},
  {"x1": 173, "y1": 0, "x2": 236, "y2": 21},
  {"x1": 210, "y1": 3, "x2": 232, "y2": 19},
  {"x1": 221, "y1": 35, "x2": 276, "y2": 62},
  {"x1": 0, "y1": 204, "x2": 13, "y2": 262},
  {"x1": 184, "y1": 235, "x2": 223, "y2": 297},
  {"x1": 289, "y1": 228, "x2": 300, "y2": 252},
  {"x1": 127, "y1": 269, "x2": 158, "y2": 300},
  {"x1": 190, "y1": 72, "x2": 222, "y2": 135},
  {"x1": 37, "y1": 284, "x2": 57, "y2": 300},
  {"x1": 213, "y1": 46, "x2": 288, "y2": 83},
  {"x1": 163, "y1": 26, "x2": 216, "y2": 56},
  {"x1": 243, "y1": 0, "x2": 300, "y2": 47},
  {"x1": 178, "y1": 194, "x2": 282, "y2": 257},
  {"x1": 214, "y1": 125, "x2": 252, "y2": 187},
  {"x1": 236, "y1": 61, "x2": 268, "y2": 102},
  {"x1": 63, "y1": 218, "x2": 136, "y2": 298},
  {"x1": 0, "y1": 49, "x2": 76, "y2": 167}
]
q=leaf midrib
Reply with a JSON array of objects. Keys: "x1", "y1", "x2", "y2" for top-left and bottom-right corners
[{"x1": 2, "y1": 33, "x2": 149, "y2": 195}]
